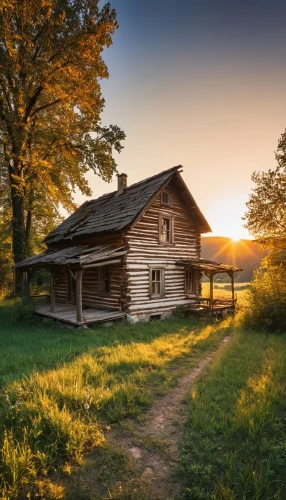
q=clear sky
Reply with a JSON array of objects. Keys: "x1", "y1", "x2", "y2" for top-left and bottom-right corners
[{"x1": 76, "y1": 0, "x2": 286, "y2": 240}]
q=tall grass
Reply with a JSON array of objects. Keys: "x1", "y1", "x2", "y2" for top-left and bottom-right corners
[
  {"x1": 179, "y1": 319, "x2": 286, "y2": 499},
  {"x1": 0, "y1": 300, "x2": 231, "y2": 499}
]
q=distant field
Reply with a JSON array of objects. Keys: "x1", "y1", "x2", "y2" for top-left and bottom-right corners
[{"x1": 201, "y1": 282, "x2": 250, "y2": 306}]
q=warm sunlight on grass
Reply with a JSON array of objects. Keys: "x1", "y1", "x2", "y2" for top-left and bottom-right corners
[
  {"x1": 0, "y1": 305, "x2": 231, "y2": 499},
  {"x1": 201, "y1": 281, "x2": 250, "y2": 306},
  {"x1": 180, "y1": 327, "x2": 286, "y2": 499}
]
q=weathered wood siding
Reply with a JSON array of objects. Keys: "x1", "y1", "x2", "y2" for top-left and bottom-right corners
[
  {"x1": 54, "y1": 269, "x2": 68, "y2": 302},
  {"x1": 81, "y1": 265, "x2": 122, "y2": 310},
  {"x1": 54, "y1": 265, "x2": 122, "y2": 310},
  {"x1": 125, "y1": 184, "x2": 201, "y2": 315}
]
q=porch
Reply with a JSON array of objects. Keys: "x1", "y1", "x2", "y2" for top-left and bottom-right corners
[
  {"x1": 185, "y1": 297, "x2": 237, "y2": 315},
  {"x1": 176, "y1": 258, "x2": 242, "y2": 314},
  {"x1": 15, "y1": 245, "x2": 128, "y2": 326},
  {"x1": 35, "y1": 301, "x2": 126, "y2": 326}
]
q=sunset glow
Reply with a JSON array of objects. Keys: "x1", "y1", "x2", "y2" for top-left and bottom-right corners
[{"x1": 73, "y1": 0, "x2": 286, "y2": 241}]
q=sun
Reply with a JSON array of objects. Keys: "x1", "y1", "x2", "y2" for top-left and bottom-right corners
[{"x1": 225, "y1": 228, "x2": 243, "y2": 242}]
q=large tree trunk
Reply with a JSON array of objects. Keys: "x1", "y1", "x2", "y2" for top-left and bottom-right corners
[
  {"x1": 24, "y1": 209, "x2": 32, "y2": 258},
  {"x1": 10, "y1": 170, "x2": 25, "y2": 294}
]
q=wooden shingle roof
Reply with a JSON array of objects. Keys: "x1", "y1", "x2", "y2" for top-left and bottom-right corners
[
  {"x1": 15, "y1": 246, "x2": 127, "y2": 269},
  {"x1": 176, "y1": 258, "x2": 242, "y2": 274},
  {"x1": 44, "y1": 165, "x2": 211, "y2": 246}
]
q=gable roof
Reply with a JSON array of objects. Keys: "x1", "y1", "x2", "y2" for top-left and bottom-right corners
[{"x1": 44, "y1": 165, "x2": 211, "y2": 246}]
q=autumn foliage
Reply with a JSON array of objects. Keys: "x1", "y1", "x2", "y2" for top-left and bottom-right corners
[{"x1": 0, "y1": 0, "x2": 125, "y2": 287}]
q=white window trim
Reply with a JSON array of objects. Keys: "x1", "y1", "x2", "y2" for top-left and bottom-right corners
[{"x1": 149, "y1": 266, "x2": 165, "y2": 298}]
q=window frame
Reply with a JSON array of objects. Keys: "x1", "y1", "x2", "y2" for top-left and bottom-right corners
[
  {"x1": 161, "y1": 190, "x2": 172, "y2": 207},
  {"x1": 185, "y1": 269, "x2": 197, "y2": 295},
  {"x1": 149, "y1": 266, "x2": 165, "y2": 298},
  {"x1": 98, "y1": 266, "x2": 111, "y2": 296},
  {"x1": 158, "y1": 213, "x2": 174, "y2": 245}
]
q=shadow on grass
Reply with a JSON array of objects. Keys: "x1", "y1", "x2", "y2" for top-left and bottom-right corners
[
  {"x1": 0, "y1": 298, "x2": 233, "y2": 500},
  {"x1": 0, "y1": 298, "x2": 226, "y2": 388}
]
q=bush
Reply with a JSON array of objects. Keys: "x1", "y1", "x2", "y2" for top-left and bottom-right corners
[
  {"x1": 243, "y1": 258, "x2": 286, "y2": 331},
  {"x1": 11, "y1": 296, "x2": 37, "y2": 322}
]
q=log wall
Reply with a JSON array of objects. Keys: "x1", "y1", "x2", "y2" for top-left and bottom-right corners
[
  {"x1": 53, "y1": 265, "x2": 122, "y2": 310},
  {"x1": 125, "y1": 183, "x2": 201, "y2": 315},
  {"x1": 54, "y1": 269, "x2": 68, "y2": 302},
  {"x1": 81, "y1": 265, "x2": 122, "y2": 310}
]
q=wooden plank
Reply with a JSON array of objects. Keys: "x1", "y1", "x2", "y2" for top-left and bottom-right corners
[
  {"x1": 36, "y1": 303, "x2": 125, "y2": 325},
  {"x1": 209, "y1": 274, "x2": 214, "y2": 312}
]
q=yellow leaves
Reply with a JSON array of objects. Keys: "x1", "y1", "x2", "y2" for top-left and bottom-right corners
[{"x1": 1, "y1": 0, "x2": 124, "y2": 250}]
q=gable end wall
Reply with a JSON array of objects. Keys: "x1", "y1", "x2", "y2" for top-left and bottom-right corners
[{"x1": 125, "y1": 183, "x2": 201, "y2": 315}]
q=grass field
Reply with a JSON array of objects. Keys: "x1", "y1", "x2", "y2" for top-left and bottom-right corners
[
  {"x1": 0, "y1": 299, "x2": 285, "y2": 499},
  {"x1": 0, "y1": 299, "x2": 230, "y2": 499},
  {"x1": 179, "y1": 321, "x2": 286, "y2": 499},
  {"x1": 202, "y1": 282, "x2": 250, "y2": 306}
]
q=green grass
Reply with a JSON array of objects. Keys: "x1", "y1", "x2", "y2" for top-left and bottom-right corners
[
  {"x1": 179, "y1": 320, "x2": 286, "y2": 499},
  {"x1": 2, "y1": 298, "x2": 284, "y2": 499},
  {"x1": 0, "y1": 298, "x2": 230, "y2": 499}
]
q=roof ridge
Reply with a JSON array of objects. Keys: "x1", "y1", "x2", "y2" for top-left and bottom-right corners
[
  {"x1": 85, "y1": 164, "x2": 183, "y2": 204},
  {"x1": 122, "y1": 164, "x2": 182, "y2": 192}
]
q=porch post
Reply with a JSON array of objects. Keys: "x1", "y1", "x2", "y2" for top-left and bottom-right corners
[
  {"x1": 75, "y1": 269, "x2": 84, "y2": 323},
  {"x1": 50, "y1": 269, "x2": 56, "y2": 312},
  {"x1": 26, "y1": 268, "x2": 32, "y2": 300},
  {"x1": 230, "y1": 273, "x2": 235, "y2": 301},
  {"x1": 23, "y1": 271, "x2": 28, "y2": 297},
  {"x1": 209, "y1": 273, "x2": 214, "y2": 312}
]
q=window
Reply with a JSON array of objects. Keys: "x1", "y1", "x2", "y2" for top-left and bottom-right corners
[
  {"x1": 161, "y1": 190, "x2": 171, "y2": 206},
  {"x1": 149, "y1": 267, "x2": 165, "y2": 297},
  {"x1": 185, "y1": 270, "x2": 197, "y2": 295},
  {"x1": 98, "y1": 267, "x2": 110, "y2": 294},
  {"x1": 159, "y1": 214, "x2": 174, "y2": 244}
]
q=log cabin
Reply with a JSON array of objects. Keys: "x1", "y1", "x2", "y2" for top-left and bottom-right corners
[{"x1": 16, "y1": 165, "x2": 241, "y2": 326}]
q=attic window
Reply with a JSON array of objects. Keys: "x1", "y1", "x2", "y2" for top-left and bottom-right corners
[{"x1": 161, "y1": 190, "x2": 171, "y2": 206}]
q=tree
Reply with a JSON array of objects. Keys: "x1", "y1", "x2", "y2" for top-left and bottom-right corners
[
  {"x1": 0, "y1": 0, "x2": 125, "y2": 290},
  {"x1": 243, "y1": 165, "x2": 286, "y2": 249},
  {"x1": 243, "y1": 134, "x2": 286, "y2": 330}
]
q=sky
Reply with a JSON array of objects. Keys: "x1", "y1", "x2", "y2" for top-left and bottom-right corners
[{"x1": 76, "y1": 0, "x2": 286, "y2": 240}]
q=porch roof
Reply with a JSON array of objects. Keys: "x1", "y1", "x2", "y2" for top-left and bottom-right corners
[
  {"x1": 176, "y1": 258, "x2": 242, "y2": 275},
  {"x1": 15, "y1": 245, "x2": 128, "y2": 269}
]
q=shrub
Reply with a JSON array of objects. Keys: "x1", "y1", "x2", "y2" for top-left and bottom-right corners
[
  {"x1": 243, "y1": 258, "x2": 286, "y2": 331},
  {"x1": 11, "y1": 296, "x2": 37, "y2": 322}
]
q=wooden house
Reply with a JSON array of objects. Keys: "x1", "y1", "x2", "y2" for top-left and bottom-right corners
[{"x1": 16, "y1": 166, "x2": 241, "y2": 326}]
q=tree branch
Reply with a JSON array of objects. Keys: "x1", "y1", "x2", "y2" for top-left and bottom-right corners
[
  {"x1": 23, "y1": 85, "x2": 44, "y2": 122},
  {"x1": 30, "y1": 98, "x2": 64, "y2": 118}
]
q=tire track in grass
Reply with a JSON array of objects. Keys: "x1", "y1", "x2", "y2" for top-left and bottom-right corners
[{"x1": 106, "y1": 335, "x2": 232, "y2": 500}]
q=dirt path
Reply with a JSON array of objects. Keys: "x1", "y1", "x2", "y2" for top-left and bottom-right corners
[{"x1": 106, "y1": 335, "x2": 232, "y2": 500}]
